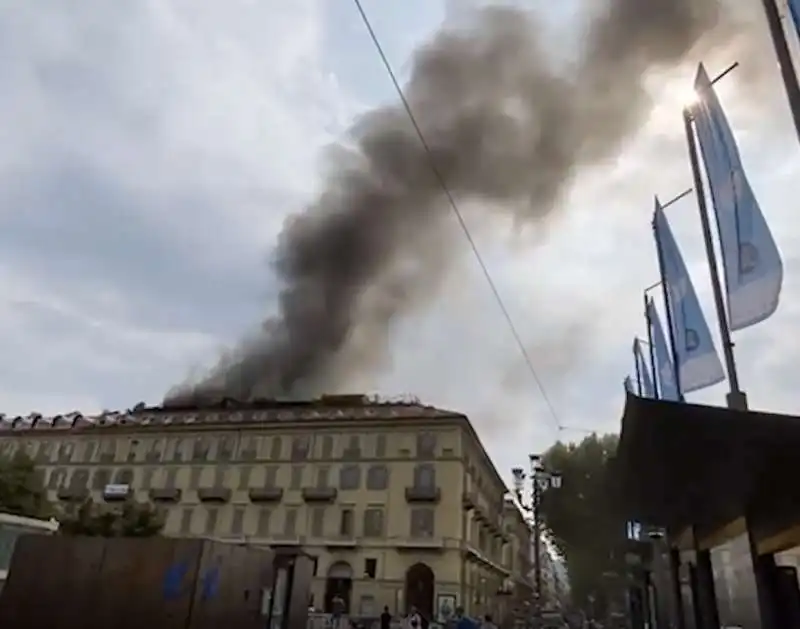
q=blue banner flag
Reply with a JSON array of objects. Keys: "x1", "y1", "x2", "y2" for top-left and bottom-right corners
[
  {"x1": 693, "y1": 63, "x2": 783, "y2": 331},
  {"x1": 653, "y1": 198, "x2": 725, "y2": 393},
  {"x1": 789, "y1": 0, "x2": 800, "y2": 37},
  {"x1": 632, "y1": 337, "x2": 655, "y2": 398},
  {"x1": 646, "y1": 298, "x2": 680, "y2": 401}
]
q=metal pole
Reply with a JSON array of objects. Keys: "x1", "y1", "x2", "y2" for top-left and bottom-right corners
[
  {"x1": 533, "y1": 470, "x2": 542, "y2": 609},
  {"x1": 643, "y1": 292, "x2": 660, "y2": 399},
  {"x1": 633, "y1": 341, "x2": 643, "y2": 395},
  {"x1": 652, "y1": 213, "x2": 684, "y2": 401},
  {"x1": 760, "y1": 0, "x2": 800, "y2": 144},
  {"x1": 682, "y1": 107, "x2": 747, "y2": 411}
]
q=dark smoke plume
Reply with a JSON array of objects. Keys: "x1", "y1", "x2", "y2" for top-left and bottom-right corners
[{"x1": 166, "y1": 0, "x2": 742, "y2": 405}]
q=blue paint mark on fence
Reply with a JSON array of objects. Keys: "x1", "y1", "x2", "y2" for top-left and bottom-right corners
[
  {"x1": 163, "y1": 561, "x2": 190, "y2": 600},
  {"x1": 162, "y1": 559, "x2": 222, "y2": 601}
]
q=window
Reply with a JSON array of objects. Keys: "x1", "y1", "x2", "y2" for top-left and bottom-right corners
[
  {"x1": 290, "y1": 466, "x2": 304, "y2": 490},
  {"x1": 269, "y1": 437, "x2": 282, "y2": 460},
  {"x1": 316, "y1": 467, "x2": 330, "y2": 488},
  {"x1": 366, "y1": 465, "x2": 388, "y2": 490},
  {"x1": 375, "y1": 435, "x2": 387, "y2": 458},
  {"x1": 257, "y1": 509, "x2": 271, "y2": 536},
  {"x1": 363, "y1": 508, "x2": 384, "y2": 538},
  {"x1": 180, "y1": 508, "x2": 194, "y2": 534},
  {"x1": 239, "y1": 437, "x2": 259, "y2": 461},
  {"x1": 413, "y1": 464, "x2": 436, "y2": 488},
  {"x1": 340, "y1": 508, "x2": 354, "y2": 536},
  {"x1": 321, "y1": 436, "x2": 333, "y2": 458},
  {"x1": 410, "y1": 508, "x2": 435, "y2": 538},
  {"x1": 191, "y1": 437, "x2": 210, "y2": 462},
  {"x1": 416, "y1": 433, "x2": 437, "y2": 458},
  {"x1": 169, "y1": 439, "x2": 184, "y2": 462},
  {"x1": 92, "y1": 468, "x2": 111, "y2": 490},
  {"x1": 339, "y1": 465, "x2": 361, "y2": 490},
  {"x1": 59, "y1": 442, "x2": 75, "y2": 463},
  {"x1": 364, "y1": 558, "x2": 377, "y2": 579},
  {"x1": 213, "y1": 466, "x2": 227, "y2": 487},
  {"x1": 264, "y1": 466, "x2": 278, "y2": 488},
  {"x1": 127, "y1": 440, "x2": 139, "y2": 462},
  {"x1": 343, "y1": 436, "x2": 361, "y2": 459},
  {"x1": 142, "y1": 468, "x2": 154, "y2": 490},
  {"x1": 231, "y1": 508, "x2": 244, "y2": 535},
  {"x1": 284, "y1": 509, "x2": 297, "y2": 536},
  {"x1": 49, "y1": 468, "x2": 67, "y2": 489},
  {"x1": 114, "y1": 468, "x2": 134, "y2": 485},
  {"x1": 217, "y1": 436, "x2": 235, "y2": 461},
  {"x1": 238, "y1": 466, "x2": 252, "y2": 490},
  {"x1": 205, "y1": 508, "x2": 219, "y2": 535},
  {"x1": 311, "y1": 507, "x2": 326, "y2": 537},
  {"x1": 189, "y1": 467, "x2": 202, "y2": 489},
  {"x1": 164, "y1": 468, "x2": 178, "y2": 489},
  {"x1": 291, "y1": 436, "x2": 310, "y2": 461},
  {"x1": 84, "y1": 440, "x2": 98, "y2": 463},
  {"x1": 70, "y1": 469, "x2": 90, "y2": 489},
  {"x1": 145, "y1": 439, "x2": 162, "y2": 463}
]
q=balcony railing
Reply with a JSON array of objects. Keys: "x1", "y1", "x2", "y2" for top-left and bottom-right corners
[{"x1": 405, "y1": 486, "x2": 441, "y2": 503}]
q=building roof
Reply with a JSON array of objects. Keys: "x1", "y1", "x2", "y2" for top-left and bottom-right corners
[
  {"x1": 613, "y1": 392, "x2": 800, "y2": 535},
  {"x1": 0, "y1": 394, "x2": 464, "y2": 434}
]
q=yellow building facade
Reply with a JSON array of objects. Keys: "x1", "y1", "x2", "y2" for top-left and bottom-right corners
[{"x1": 0, "y1": 397, "x2": 534, "y2": 621}]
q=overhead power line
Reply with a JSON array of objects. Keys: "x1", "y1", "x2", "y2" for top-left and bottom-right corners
[{"x1": 350, "y1": 0, "x2": 563, "y2": 433}]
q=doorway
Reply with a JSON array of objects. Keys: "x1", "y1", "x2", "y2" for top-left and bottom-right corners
[
  {"x1": 405, "y1": 563, "x2": 435, "y2": 622},
  {"x1": 324, "y1": 561, "x2": 353, "y2": 614}
]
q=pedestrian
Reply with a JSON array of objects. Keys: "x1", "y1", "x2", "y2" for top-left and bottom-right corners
[
  {"x1": 455, "y1": 606, "x2": 476, "y2": 629},
  {"x1": 381, "y1": 606, "x2": 393, "y2": 629},
  {"x1": 482, "y1": 614, "x2": 498, "y2": 629}
]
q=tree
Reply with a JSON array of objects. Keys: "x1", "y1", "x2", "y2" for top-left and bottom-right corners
[
  {"x1": 0, "y1": 451, "x2": 51, "y2": 519},
  {"x1": 538, "y1": 433, "x2": 627, "y2": 616},
  {"x1": 58, "y1": 499, "x2": 164, "y2": 537}
]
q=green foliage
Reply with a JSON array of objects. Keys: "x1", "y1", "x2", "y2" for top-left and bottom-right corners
[
  {"x1": 58, "y1": 499, "x2": 165, "y2": 537},
  {"x1": 539, "y1": 433, "x2": 626, "y2": 616},
  {"x1": 0, "y1": 451, "x2": 52, "y2": 519}
]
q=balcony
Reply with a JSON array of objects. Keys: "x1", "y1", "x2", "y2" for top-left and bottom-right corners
[
  {"x1": 102, "y1": 485, "x2": 132, "y2": 502},
  {"x1": 248, "y1": 488, "x2": 284, "y2": 503},
  {"x1": 197, "y1": 487, "x2": 231, "y2": 503},
  {"x1": 405, "y1": 486, "x2": 441, "y2": 503},
  {"x1": 302, "y1": 487, "x2": 337, "y2": 503},
  {"x1": 148, "y1": 488, "x2": 182, "y2": 503},
  {"x1": 462, "y1": 492, "x2": 477, "y2": 510},
  {"x1": 56, "y1": 487, "x2": 89, "y2": 502}
]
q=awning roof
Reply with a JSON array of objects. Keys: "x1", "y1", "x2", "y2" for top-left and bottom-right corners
[{"x1": 614, "y1": 393, "x2": 800, "y2": 533}]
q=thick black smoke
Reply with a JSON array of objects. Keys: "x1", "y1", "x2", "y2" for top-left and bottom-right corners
[{"x1": 166, "y1": 0, "x2": 740, "y2": 405}]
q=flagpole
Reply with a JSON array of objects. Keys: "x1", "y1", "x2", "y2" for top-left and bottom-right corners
[
  {"x1": 652, "y1": 191, "x2": 691, "y2": 400},
  {"x1": 643, "y1": 289, "x2": 661, "y2": 399},
  {"x1": 633, "y1": 343, "x2": 643, "y2": 395},
  {"x1": 682, "y1": 105, "x2": 748, "y2": 411},
  {"x1": 760, "y1": 0, "x2": 800, "y2": 143}
]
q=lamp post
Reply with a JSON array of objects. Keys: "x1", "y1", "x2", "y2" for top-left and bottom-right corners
[{"x1": 512, "y1": 454, "x2": 562, "y2": 622}]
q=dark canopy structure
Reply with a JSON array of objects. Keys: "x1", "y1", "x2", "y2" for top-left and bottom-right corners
[{"x1": 614, "y1": 393, "x2": 800, "y2": 538}]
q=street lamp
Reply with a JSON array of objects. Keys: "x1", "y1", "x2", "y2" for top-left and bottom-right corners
[{"x1": 511, "y1": 454, "x2": 562, "y2": 617}]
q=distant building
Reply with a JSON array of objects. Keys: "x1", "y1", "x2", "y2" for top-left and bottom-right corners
[{"x1": 0, "y1": 396, "x2": 534, "y2": 619}]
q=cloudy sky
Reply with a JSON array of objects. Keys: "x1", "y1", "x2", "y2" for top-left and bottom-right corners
[{"x1": 2, "y1": 0, "x2": 800, "y2": 477}]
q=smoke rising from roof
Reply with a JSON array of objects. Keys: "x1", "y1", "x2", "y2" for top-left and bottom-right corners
[{"x1": 165, "y1": 0, "x2": 747, "y2": 405}]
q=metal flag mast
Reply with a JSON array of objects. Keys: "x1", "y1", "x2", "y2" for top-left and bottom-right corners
[
  {"x1": 682, "y1": 62, "x2": 748, "y2": 411},
  {"x1": 633, "y1": 340, "x2": 643, "y2": 395},
  {"x1": 760, "y1": 0, "x2": 800, "y2": 144},
  {"x1": 642, "y1": 287, "x2": 661, "y2": 399}
]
